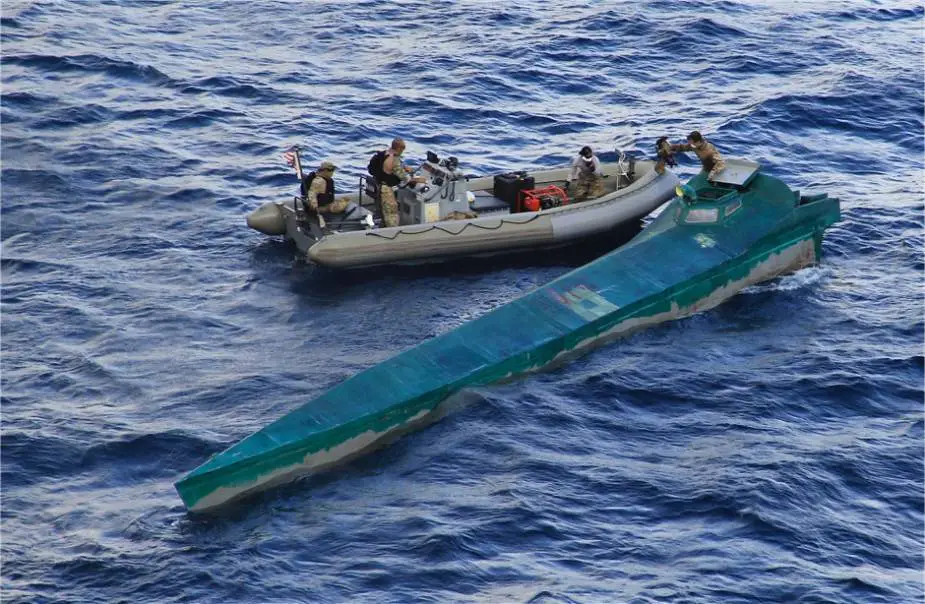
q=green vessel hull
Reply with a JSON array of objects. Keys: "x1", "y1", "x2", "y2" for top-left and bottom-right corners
[{"x1": 176, "y1": 161, "x2": 840, "y2": 512}]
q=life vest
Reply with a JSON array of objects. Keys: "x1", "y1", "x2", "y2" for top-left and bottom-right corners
[
  {"x1": 367, "y1": 150, "x2": 401, "y2": 187},
  {"x1": 301, "y1": 171, "x2": 335, "y2": 205}
]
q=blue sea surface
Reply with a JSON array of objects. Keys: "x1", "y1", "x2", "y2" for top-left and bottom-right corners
[{"x1": 2, "y1": 1, "x2": 923, "y2": 602}]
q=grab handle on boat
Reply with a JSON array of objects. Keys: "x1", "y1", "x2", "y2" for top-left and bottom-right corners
[{"x1": 675, "y1": 184, "x2": 698, "y2": 205}]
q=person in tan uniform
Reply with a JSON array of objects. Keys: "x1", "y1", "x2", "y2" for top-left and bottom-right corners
[
  {"x1": 370, "y1": 138, "x2": 425, "y2": 227},
  {"x1": 668, "y1": 131, "x2": 727, "y2": 182},
  {"x1": 305, "y1": 160, "x2": 350, "y2": 214}
]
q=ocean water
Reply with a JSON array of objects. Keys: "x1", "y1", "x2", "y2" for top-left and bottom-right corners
[{"x1": 2, "y1": 1, "x2": 923, "y2": 602}]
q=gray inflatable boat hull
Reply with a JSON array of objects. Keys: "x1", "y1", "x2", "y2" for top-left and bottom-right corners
[{"x1": 252, "y1": 160, "x2": 679, "y2": 269}]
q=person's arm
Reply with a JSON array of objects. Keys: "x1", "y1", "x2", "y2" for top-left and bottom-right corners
[
  {"x1": 671, "y1": 142, "x2": 694, "y2": 152},
  {"x1": 592, "y1": 156, "x2": 602, "y2": 174}
]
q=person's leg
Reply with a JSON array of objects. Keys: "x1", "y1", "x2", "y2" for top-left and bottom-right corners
[
  {"x1": 589, "y1": 174, "x2": 604, "y2": 199},
  {"x1": 574, "y1": 176, "x2": 590, "y2": 202},
  {"x1": 380, "y1": 186, "x2": 399, "y2": 227},
  {"x1": 320, "y1": 197, "x2": 351, "y2": 214}
]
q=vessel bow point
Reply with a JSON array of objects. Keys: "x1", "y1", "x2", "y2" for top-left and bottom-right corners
[{"x1": 176, "y1": 159, "x2": 840, "y2": 512}]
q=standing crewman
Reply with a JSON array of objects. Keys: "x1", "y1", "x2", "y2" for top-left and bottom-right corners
[
  {"x1": 369, "y1": 138, "x2": 425, "y2": 227},
  {"x1": 566, "y1": 146, "x2": 604, "y2": 202}
]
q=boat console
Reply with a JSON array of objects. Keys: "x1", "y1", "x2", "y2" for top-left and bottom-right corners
[{"x1": 397, "y1": 152, "x2": 472, "y2": 225}]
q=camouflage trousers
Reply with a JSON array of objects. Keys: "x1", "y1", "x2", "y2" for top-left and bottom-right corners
[
  {"x1": 317, "y1": 197, "x2": 351, "y2": 214},
  {"x1": 572, "y1": 173, "x2": 604, "y2": 202},
  {"x1": 379, "y1": 185, "x2": 399, "y2": 228}
]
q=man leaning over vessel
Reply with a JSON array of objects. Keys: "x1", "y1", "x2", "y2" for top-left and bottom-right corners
[
  {"x1": 667, "y1": 131, "x2": 727, "y2": 182},
  {"x1": 373, "y1": 138, "x2": 426, "y2": 227},
  {"x1": 566, "y1": 146, "x2": 604, "y2": 202},
  {"x1": 305, "y1": 161, "x2": 351, "y2": 214}
]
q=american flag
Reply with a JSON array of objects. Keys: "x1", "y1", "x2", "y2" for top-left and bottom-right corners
[{"x1": 282, "y1": 150, "x2": 297, "y2": 168}]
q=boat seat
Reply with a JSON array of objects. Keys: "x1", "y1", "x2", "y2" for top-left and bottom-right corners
[{"x1": 320, "y1": 202, "x2": 376, "y2": 232}]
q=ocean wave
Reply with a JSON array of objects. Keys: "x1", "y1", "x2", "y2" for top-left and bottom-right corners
[
  {"x1": 2, "y1": 0, "x2": 922, "y2": 602},
  {"x1": 3, "y1": 52, "x2": 174, "y2": 85},
  {"x1": 826, "y1": 5, "x2": 924, "y2": 22}
]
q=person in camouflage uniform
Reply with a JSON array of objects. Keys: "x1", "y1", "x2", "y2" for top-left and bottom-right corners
[
  {"x1": 305, "y1": 160, "x2": 351, "y2": 214},
  {"x1": 566, "y1": 146, "x2": 605, "y2": 202},
  {"x1": 669, "y1": 131, "x2": 727, "y2": 182},
  {"x1": 378, "y1": 138, "x2": 425, "y2": 228}
]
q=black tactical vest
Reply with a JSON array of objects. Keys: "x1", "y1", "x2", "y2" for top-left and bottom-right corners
[{"x1": 301, "y1": 172, "x2": 335, "y2": 205}]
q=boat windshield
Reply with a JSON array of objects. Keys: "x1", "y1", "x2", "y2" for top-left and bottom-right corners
[
  {"x1": 684, "y1": 207, "x2": 720, "y2": 223},
  {"x1": 680, "y1": 193, "x2": 743, "y2": 225}
]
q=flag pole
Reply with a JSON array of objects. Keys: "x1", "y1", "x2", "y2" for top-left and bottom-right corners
[{"x1": 292, "y1": 146, "x2": 304, "y2": 181}]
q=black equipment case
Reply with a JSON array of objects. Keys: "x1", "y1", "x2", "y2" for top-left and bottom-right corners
[{"x1": 493, "y1": 172, "x2": 536, "y2": 210}]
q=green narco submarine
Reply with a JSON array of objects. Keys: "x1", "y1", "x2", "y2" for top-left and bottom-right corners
[{"x1": 176, "y1": 158, "x2": 840, "y2": 512}]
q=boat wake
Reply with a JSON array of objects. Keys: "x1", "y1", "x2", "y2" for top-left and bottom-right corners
[{"x1": 740, "y1": 265, "x2": 832, "y2": 294}]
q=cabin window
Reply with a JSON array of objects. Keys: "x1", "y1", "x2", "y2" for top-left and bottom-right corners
[
  {"x1": 724, "y1": 198, "x2": 742, "y2": 218},
  {"x1": 684, "y1": 207, "x2": 720, "y2": 223}
]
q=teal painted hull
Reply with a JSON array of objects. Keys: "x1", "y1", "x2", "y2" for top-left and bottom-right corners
[{"x1": 176, "y1": 163, "x2": 841, "y2": 512}]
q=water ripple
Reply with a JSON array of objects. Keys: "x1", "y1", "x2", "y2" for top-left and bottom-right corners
[{"x1": 1, "y1": 0, "x2": 922, "y2": 603}]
